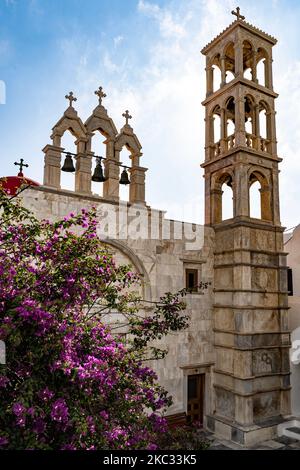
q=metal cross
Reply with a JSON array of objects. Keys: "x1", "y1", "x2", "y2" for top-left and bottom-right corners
[
  {"x1": 122, "y1": 110, "x2": 132, "y2": 126},
  {"x1": 231, "y1": 6, "x2": 245, "y2": 21},
  {"x1": 94, "y1": 86, "x2": 107, "y2": 105},
  {"x1": 14, "y1": 158, "x2": 29, "y2": 176},
  {"x1": 65, "y1": 91, "x2": 77, "y2": 107}
]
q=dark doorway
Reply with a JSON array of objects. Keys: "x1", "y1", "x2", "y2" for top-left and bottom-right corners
[{"x1": 187, "y1": 374, "x2": 205, "y2": 425}]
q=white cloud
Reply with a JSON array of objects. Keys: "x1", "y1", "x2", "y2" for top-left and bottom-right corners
[
  {"x1": 138, "y1": 0, "x2": 187, "y2": 38},
  {"x1": 113, "y1": 35, "x2": 124, "y2": 47}
]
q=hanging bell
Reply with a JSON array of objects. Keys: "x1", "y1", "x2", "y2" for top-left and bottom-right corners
[
  {"x1": 119, "y1": 168, "x2": 130, "y2": 185},
  {"x1": 61, "y1": 153, "x2": 75, "y2": 172},
  {"x1": 92, "y1": 158, "x2": 106, "y2": 182}
]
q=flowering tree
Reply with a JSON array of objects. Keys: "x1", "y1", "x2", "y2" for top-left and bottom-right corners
[{"x1": 0, "y1": 187, "x2": 208, "y2": 450}]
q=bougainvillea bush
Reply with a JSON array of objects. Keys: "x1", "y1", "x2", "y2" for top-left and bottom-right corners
[{"x1": 0, "y1": 187, "x2": 196, "y2": 450}]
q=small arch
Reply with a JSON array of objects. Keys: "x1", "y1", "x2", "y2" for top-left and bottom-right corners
[
  {"x1": 257, "y1": 48, "x2": 269, "y2": 87},
  {"x1": 222, "y1": 180, "x2": 234, "y2": 220},
  {"x1": 211, "y1": 54, "x2": 222, "y2": 92},
  {"x1": 243, "y1": 40, "x2": 253, "y2": 81},
  {"x1": 258, "y1": 100, "x2": 272, "y2": 152},
  {"x1": 90, "y1": 130, "x2": 108, "y2": 197},
  {"x1": 249, "y1": 170, "x2": 272, "y2": 221},
  {"x1": 244, "y1": 95, "x2": 256, "y2": 147},
  {"x1": 249, "y1": 180, "x2": 261, "y2": 218},
  {"x1": 60, "y1": 130, "x2": 77, "y2": 191},
  {"x1": 225, "y1": 97, "x2": 235, "y2": 149},
  {"x1": 119, "y1": 146, "x2": 131, "y2": 202},
  {"x1": 212, "y1": 172, "x2": 234, "y2": 223},
  {"x1": 223, "y1": 42, "x2": 235, "y2": 84},
  {"x1": 212, "y1": 105, "x2": 221, "y2": 143}
]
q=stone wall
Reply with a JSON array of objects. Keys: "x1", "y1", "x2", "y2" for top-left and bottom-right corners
[{"x1": 21, "y1": 185, "x2": 215, "y2": 417}]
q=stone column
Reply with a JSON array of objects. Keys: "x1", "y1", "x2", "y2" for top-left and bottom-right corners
[
  {"x1": 43, "y1": 144, "x2": 63, "y2": 189},
  {"x1": 220, "y1": 56, "x2": 226, "y2": 87},
  {"x1": 204, "y1": 107, "x2": 211, "y2": 161},
  {"x1": 206, "y1": 67, "x2": 214, "y2": 96},
  {"x1": 206, "y1": 56, "x2": 214, "y2": 95},
  {"x1": 254, "y1": 104, "x2": 260, "y2": 151},
  {"x1": 129, "y1": 166, "x2": 147, "y2": 205},
  {"x1": 268, "y1": 110, "x2": 277, "y2": 155},
  {"x1": 234, "y1": 40, "x2": 243, "y2": 77},
  {"x1": 103, "y1": 138, "x2": 120, "y2": 201},
  {"x1": 272, "y1": 168, "x2": 281, "y2": 226},
  {"x1": 211, "y1": 188, "x2": 223, "y2": 224},
  {"x1": 204, "y1": 173, "x2": 211, "y2": 225},
  {"x1": 220, "y1": 107, "x2": 227, "y2": 152},
  {"x1": 251, "y1": 50, "x2": 258, "y2": 83},
  {"x1": 235, "y1": 96, "x2": 246, "y2": 146},
  {"x1": 234, "y1": 163, "x2": 249, "y2": 217},
  {"x1": 75, "y1": 138, "x2": 92, "y2": 195},
  {"x1": 265, "y1": 58, "x2": 273, "y2": 90}
]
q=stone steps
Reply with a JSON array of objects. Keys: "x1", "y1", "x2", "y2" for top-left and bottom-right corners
[{"x1": 278, "y1": 420, "x2": 300, "y2": 441}]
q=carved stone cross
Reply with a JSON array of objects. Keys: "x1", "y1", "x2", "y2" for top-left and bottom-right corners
[
  {"x1": 122, "y1": 110, "x2": 132, "y2": 126},
  {"x1": 65, "y1": 91, "x2": 77, "y2": 107},
  {"x1": 14, "y1": 158, "x2": 29, "y2": 176},
  {"x1": 231, "y1": 6, "x2": 245, "y2": 21},
  {"x1": 94, "y1": 86, "x2": 107, "y2": 105}
]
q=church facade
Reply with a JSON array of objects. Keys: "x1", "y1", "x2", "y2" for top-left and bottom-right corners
[{"x1": 16, "y1": 10, "x2": 293, "y2": 446}]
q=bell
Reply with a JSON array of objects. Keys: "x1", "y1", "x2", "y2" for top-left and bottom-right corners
[
  {"x1": 119, "y1": 168, "x2": 130, "y2": 185},
  {"x1": 61, "y1": 153, "x2": 75, "y2": 172},
  {"x1": 92, "y1": 159, "x2": 106, "y2": 182}
]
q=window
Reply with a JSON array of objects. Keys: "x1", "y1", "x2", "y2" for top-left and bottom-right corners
[
  {"x1": 185, "y1": 269, "x2": 198, "y2": 292},
  {"x1": 288, "y1": 268, "x2": 293, "y2": 296}
]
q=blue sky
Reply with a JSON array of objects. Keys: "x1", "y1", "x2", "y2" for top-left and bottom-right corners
[{"x1": 1, "y1": 0, "x2": 300, "y2": 228}]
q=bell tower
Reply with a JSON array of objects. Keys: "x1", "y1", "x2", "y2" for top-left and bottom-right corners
[{"x1": 201, "y1": 8, "x2": 291, "y2": 445}]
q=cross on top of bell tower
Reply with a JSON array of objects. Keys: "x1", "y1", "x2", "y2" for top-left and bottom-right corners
[
  {"x1": 65, "y1": 91, "x2": 77, "y2": 108},
  {"x1": 231, "y1": 6, "x2": 245, "y2": 21},
  {"x1": 94, "y1": 86, "x2": 106, "y2": 105},
  {"x1": 122, "y1": 110, "x2": 132, "y2": 126}
]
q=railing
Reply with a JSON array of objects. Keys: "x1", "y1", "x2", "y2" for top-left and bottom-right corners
[
  {"x1": 210, "y1": 133, "x2": 270, "y2": 159},
  {"x1": 225, "y1": 134, "x2": 235, "y2": 150}
]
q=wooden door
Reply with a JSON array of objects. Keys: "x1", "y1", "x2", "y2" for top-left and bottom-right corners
[{"x1": 187, "y1": 374, "x2": 205, "y2": 425}]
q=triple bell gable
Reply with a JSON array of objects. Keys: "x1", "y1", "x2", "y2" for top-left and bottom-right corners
[{"x1": 43, "y1": 88, "x2": 147, "y2": 205}]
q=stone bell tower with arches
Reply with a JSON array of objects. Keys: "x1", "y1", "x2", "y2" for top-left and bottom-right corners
[{"x1": 201, "y1": 8, "x2": 291, "y2": 445}]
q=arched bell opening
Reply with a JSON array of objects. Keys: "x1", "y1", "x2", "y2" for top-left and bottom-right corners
[
  {"x1": 258, "y1": 101, "x2": 272, "y2": 153},
  {"x1": 60, "y1": 130, "x2": 77, "y2": 191},
  {"x1": 221, "y1": 179, "x2": 234, "y2": 220},
  {"x1": 90, "y1": 130, "x2": 108, "y2": 197},
  {"x1": 243, "y1": 40, "x2": 254, "y2": 81},
  {"x1": 119, "y1": 145, "x2": 131, "y2": 202},
  {"x1": 211, "y1": 54, "x2": 222, "y2": 92},
  {"x1": 212, "y1": 173, "x2": 234, "y2": 224},
  {"x1": 210, "y1": 105, "x2": 221, "y2": 158},
  {"x1": 225, "y1": 97, "x2": 235, "y2": 151},
  {"x1": 249, "y1": 171, "x2": 272, "y2": 221},
  {"x1": 257, "y1": 48, "x2": 269, "y2": 88},
  {"x1": 244, "y1": 95, "x2": 256, "y2": 149},
  {"x1": 224, "y1": 42, "x2": 235, "y2": 84}
]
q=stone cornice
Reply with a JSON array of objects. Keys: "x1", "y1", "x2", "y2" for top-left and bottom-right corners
[
  {"x1": 201, "y1": 77, "x2": 278, "y2": 106},
  {"x1": 201, "y1": 146, "x2": 282, "y2": 169},
  {"x1": 201, "y1": 19, "x2": 277, "y2": 55}
]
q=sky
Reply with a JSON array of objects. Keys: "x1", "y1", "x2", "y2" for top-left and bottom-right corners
[{"x1": 0, "y1": 0, "x2": 300, "y2": 228}]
